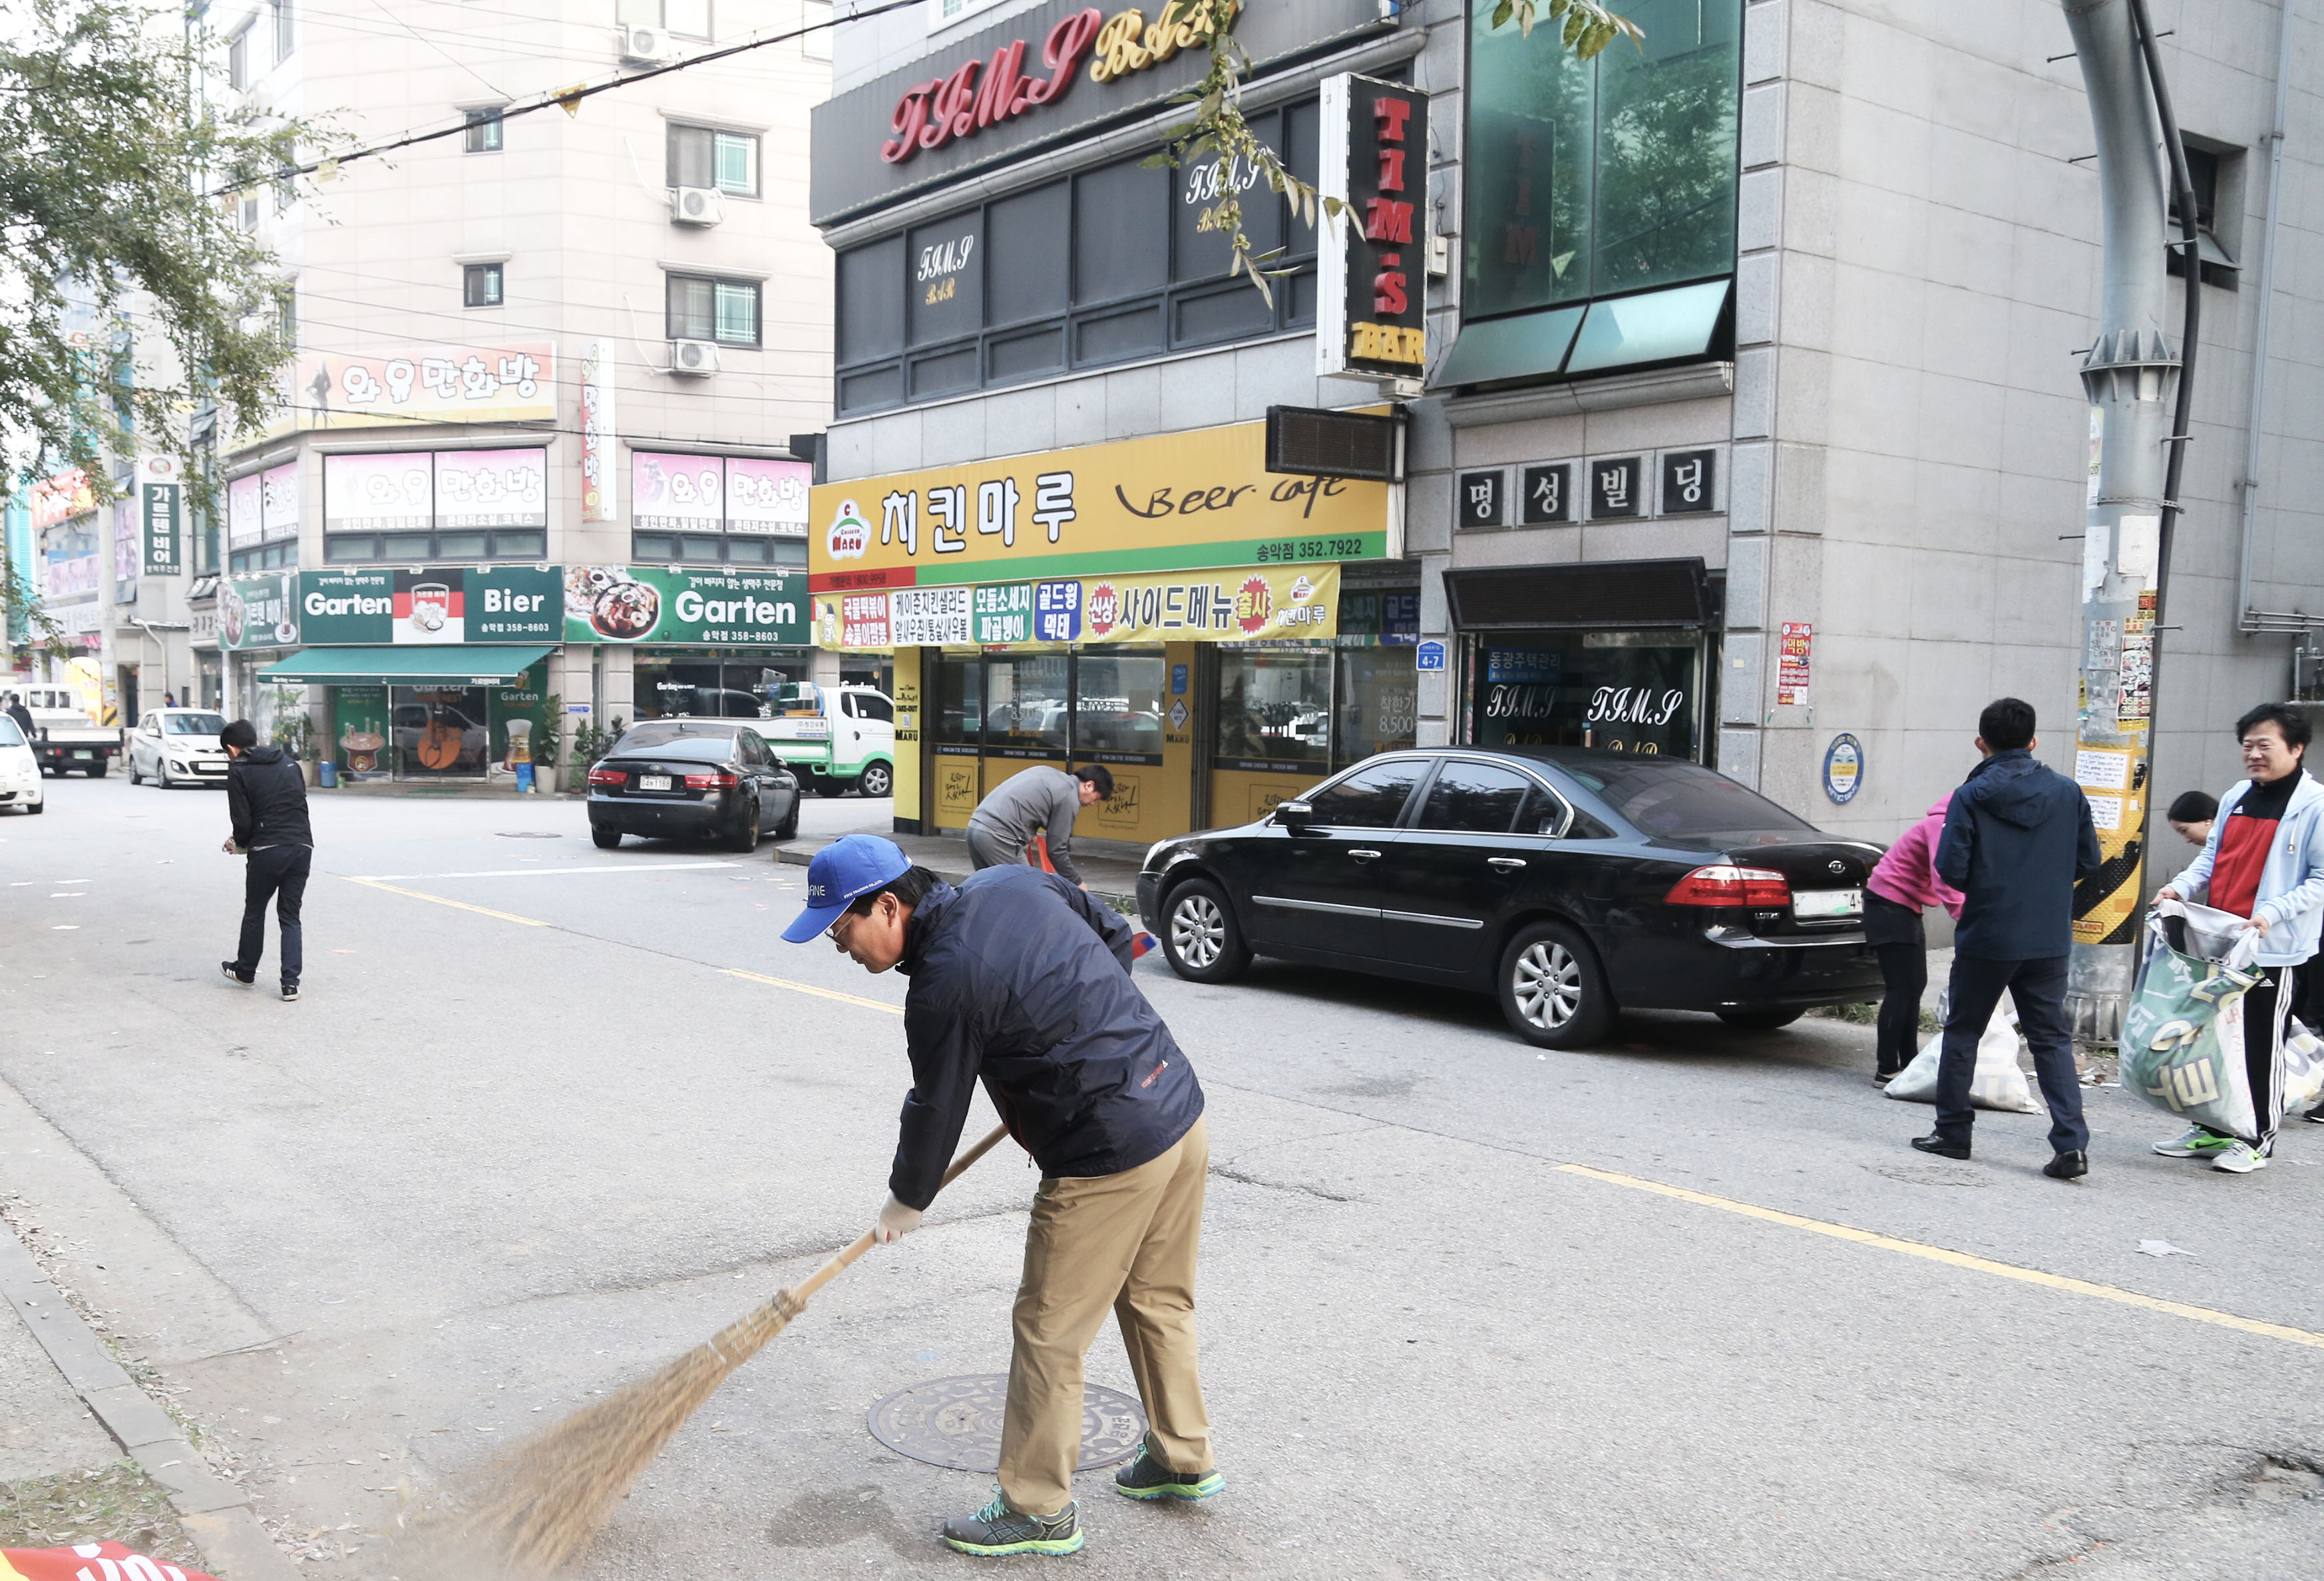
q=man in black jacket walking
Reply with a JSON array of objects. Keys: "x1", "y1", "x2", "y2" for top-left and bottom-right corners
[
  {"x1": 220, "y1": 719, "x2": 315, "y2": 1002},
  {"x1": 783, "y1": 834, "x2": 1215, "y2": 1558},
  {"x1": 1917, "y1": 698, "x2": 2101, "y2": 1176}
]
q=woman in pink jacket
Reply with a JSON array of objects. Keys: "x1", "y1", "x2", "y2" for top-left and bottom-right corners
[{"x1": 1863, "y1": 798, "x2": 1966, "y2": 1083}]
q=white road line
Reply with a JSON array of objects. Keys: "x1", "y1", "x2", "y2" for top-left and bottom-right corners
[{"x1": 347, "y1": 861, "x2": 746, "y2": 880}]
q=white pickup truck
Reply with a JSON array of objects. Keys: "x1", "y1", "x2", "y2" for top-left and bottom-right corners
[
  {"x1": 757, "y1": 681, "x2": 896, "y2": 798},
  {"x1": 13, "y1": 684, "x2": 121, "y2": 777}
]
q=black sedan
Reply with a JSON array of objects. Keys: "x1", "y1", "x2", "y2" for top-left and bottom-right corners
[
  {"x1": 1136, "y1": 747, "x2": 1887, "y2": 1048},
  {"x1": 587, "y1": 721, "x2": 800, "y2": 852}
]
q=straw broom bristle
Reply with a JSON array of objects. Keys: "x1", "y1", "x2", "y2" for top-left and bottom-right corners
[{"x1": 444, "y1": 1287, "x2": 807, "y2": 1573}]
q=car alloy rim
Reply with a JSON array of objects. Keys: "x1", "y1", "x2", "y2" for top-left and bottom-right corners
[
  {"x1": 1171, "y1": 894, "x2": 1224, "y2": 969},
  {"x1": 1513, "y1": 941, "x2": 1582, "y2": 1029},
  {"x1": 863, "y1": 764, "x2": 890, "y2": 795}
]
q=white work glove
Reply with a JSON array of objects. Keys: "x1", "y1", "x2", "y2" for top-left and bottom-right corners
[{"x1": 872, "y1": 1193, "x2": 922, "y2": 1245}]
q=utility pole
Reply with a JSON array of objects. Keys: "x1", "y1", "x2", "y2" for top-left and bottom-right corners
[{"x1": 2060, "y1": 0, "x2": 2202, "y2": 1041}]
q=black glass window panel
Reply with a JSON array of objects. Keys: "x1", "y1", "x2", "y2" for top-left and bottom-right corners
[
  {"x1": 1174, "y1": 281, "x2": 1274, "y2": 348},
  {"x1": 1076, "y1": 302, "x2": 1165, "y2": 365},
  {"x1": 839, "y1": 363, "x2": 903, "y2": 413},
  {"x1": 988, "y1": 323, "x2": 1066, "y2": 384},
  {"x1": 325, "y1": 535, "x2": 379, "y2": 562},
  {"x1": 908, "y1": 212, "x2": 983, "y2": 348},
  {"x1": 437, "y1": 532, "x2": 488, "y2": 559},
  {"x1": 837, "y1": 236, "x2": 905, "y2": 364},
  {"x1": 1074, "y1": 156, "x2": 1170, "y2": 305},
  {"x1": 1173, "y1": 110, "x2": 1280, "y2": 283},
  {"x1": 490, "y1": 530, "x2": 546, "y2": 558},
  {"x1": 1286, "y1": 267, "x2": 1318, "y2": 327},
  {"x1": 910, "y1": 344, "x2": 981, "y2": 397},
  {"x1": 986, "y1": 182, "x2": 1069, "y2": 328},
  {"x1": 1284, "y1": 98, "x2": 1321, "y2": 258}
]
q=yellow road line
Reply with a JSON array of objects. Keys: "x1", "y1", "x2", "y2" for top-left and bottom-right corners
[
  {"x1": 1557, "y1": 1162, "x2": 2324, "y2": 1351},
  {"x1": 341, "y1": 876, "x2": 550, "y2": 928},
  {"x1": 721, "y1": 967, "x2": 904, "y2": 1017}
]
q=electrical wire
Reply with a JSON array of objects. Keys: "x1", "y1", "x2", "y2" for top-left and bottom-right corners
[{"x1": 209, "y1": 0, "x2": 897, "y2": 198}]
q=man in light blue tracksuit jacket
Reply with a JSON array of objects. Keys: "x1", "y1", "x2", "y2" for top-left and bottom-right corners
[{"x1": 2155, "y1": 701, "x2": 2324, "y2": 1170}]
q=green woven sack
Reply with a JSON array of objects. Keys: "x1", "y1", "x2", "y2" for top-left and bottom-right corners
[{"x1": 2120, "y1": 906, "x2": 2263, "y2": 1144}]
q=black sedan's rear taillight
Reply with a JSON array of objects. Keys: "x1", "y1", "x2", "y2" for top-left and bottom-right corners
[
  {"x1": 685, "y1": 769, "x2": 738, "y2": 790},
  {"x1": 588, "y1": 765, "x2": 626, "y2": 788},
  {"x1": 1664, "y1": 864, "x2": 1792, "y2": 908}
]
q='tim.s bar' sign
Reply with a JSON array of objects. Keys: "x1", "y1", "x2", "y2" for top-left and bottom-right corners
[{"x1": 1316, "y1": 72, "x2": 1430, "y2": 387}]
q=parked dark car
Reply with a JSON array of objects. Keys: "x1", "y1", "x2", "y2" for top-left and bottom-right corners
[
  {"x1": 1136, "y1": 747, "x2": 1887, "y2": 1048},
  {"x1": 587, "y1": 722, "x2": 800, "y2": 852}
]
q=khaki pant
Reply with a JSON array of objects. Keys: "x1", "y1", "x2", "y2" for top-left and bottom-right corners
[{"x1": 997, "y1": 1116, "x2": 1211, "y2": 1516}]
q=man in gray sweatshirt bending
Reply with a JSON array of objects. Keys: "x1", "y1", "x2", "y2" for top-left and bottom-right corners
[{"x1": 966, "y1": 765, "x2": 1113, "y2": 888}]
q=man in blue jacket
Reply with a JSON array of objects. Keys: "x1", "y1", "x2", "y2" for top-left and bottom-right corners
[
  {"x1": 1915, "y1": 699, "x2": 2101, "y2": 1177},
  {"x1": 783, "y1": 835, "x2": 1217, "y2": 1558}
]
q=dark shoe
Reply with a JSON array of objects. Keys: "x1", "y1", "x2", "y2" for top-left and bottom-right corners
[
  {"x1": 2304, "y1": 1107, "x2": 2324, "y2": 1125},
  {"x1": 221, "y1": 962, "x2": 253, "y2": 985},
  {"x1": 2042, "y1": 1150, "x2": 2088, "y2": 1180},
  {"x1": 1911, "y1": 1133, "x2": 1971, "y2": 1160},
  {"x1": 1873, "y1": 1069, "x2": 1900, "y2": 1087},
  {"x1": 1112, "y1": 1445, "x2": 1224, "y2": 1502},
  {"x1": 281, "y1": 984, "x2": 299, "y2": 1002},
  {"x1": 941, "y1": 1493, "x2": 1082, "y2": 1556}
]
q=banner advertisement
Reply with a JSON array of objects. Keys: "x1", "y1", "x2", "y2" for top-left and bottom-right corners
[
  {"x1": 261, "y1": 460, "x2": 300, "y2": 540},
  {"x1": 220, "y1": 570, "x2": 301, "y2": 651},
  {"x1": 29, "y1": 468, "x2": 97, "y2": 530},
  {"x1": 228, "y1": 472, "x2": 264, "y2": 548},
  {"x1": 580, "y1": 339, "x2": 617, "y2": 522},
  {"x1": 562, "y1": 565, "x2": 807, "y2": 646},
  {"x1": 323, "y1": 451, "x2": 433, "y2": 532},
  {"x1": 815, "y1": 562, "x2": 1340, "y2": 651},
  {"x1": 293, "y1": 341, "x2": 557, "y2": 426},
  {"x1": 434, "y1": 448, "x2": 548, "y2": 528},
  {"x1": 295, "y1": 566, "x2": 560, "y2": 645},
  {"x1": 725, "y1": 456, "x2": 812, "y2": 535},
  {"x1": 139, "y1": 455, "x2": 184, "y2": 576},
  {"x1": 809, "y1": 417, "x2": 1391, "y2": 589},
  {"x1": 634, "y1": 454, "x2": 812, "y2": 536}
]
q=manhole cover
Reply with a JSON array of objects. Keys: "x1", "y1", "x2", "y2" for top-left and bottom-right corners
[
  {"x1": 867, "y1": 1375, "x2": 1145, "y2": 1473},
  {"x1": 495, "y1": 830, "x2": 564, "y2": 838}
]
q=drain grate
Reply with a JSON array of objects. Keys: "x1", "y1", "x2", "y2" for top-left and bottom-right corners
[{"x1": 867, "y1": 1375, "x2": 1145, "y2": 1473}]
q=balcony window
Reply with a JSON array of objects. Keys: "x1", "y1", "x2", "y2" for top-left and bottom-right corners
[
  {"x1": 668, "y1": 124, "x2": 759, "y2": 196},
  {"x1": 668, "y1": 273, "x2": 761, "y2": 346},
  {"x1": 463, "y1": 263, "x2": 504, "y2": 308}
]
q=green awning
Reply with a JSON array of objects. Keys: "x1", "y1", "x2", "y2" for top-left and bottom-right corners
[
  {"x1": 1565, "y1": 279, "x2": 1732, "y2": 375},
  {"x1": 1430, "y1": 304, "x2": 1585, "y2": 391},
  {"x1": 255, "y1": 645, "x2": 554, "y2": 684}
]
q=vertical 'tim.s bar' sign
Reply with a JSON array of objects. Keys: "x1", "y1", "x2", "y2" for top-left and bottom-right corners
[{"x1": 1316, "y1": 72, "x2": 1429, "y2": 387}]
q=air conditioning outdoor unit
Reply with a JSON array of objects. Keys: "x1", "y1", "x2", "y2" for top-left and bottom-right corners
[
  {"x1": 620, "y1": 24, "x2": 677, "y2": 63},
  {"x1": 670, "y1": 339, "x2": 721, "y2": 376},
  {"x1": 672, "y1": 186, "x2": 726, "y2": 226}
]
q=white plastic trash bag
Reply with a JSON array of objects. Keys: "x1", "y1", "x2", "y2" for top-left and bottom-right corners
[
  {"x1": 2120, "y1": 902, "x2": 2263, "y2": 1144},
  {"x1": 1886, "y1": 1000, "x2": 2043, "y2": 1113},
  {"x1": 2285, "y1": 1019, "x2": 2324, "y2": 1115}
]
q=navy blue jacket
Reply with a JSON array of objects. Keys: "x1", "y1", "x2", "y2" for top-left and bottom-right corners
[
  {"x1": 890, "y1": 866, "x2": 1203, "y2": 1209},
  {"x1": 1936, "y1": 749, "x2": 2100, "y2": 960}
]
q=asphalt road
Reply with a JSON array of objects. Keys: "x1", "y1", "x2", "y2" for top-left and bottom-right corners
[{"x1": 1, "y1": 773, "x2": 2319, "y2": 1578}]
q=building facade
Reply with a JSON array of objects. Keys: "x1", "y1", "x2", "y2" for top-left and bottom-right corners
[
  {"x1": 169, "y1": 0, "x2": 835, "y2": 781},
  {"x1": 812, "y1": 0, "x2": 2324, "y2": 864}
]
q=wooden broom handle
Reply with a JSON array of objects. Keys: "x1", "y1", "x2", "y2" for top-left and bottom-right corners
[{"x1": 787, "y1": 1123, "x2": 1012, "y2": 1306}]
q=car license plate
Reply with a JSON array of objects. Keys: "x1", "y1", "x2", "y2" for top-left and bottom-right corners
[
  {"x1": 1793, "y1": 888, "x2": 1862, "y2": 921},
  {"x1": 639, "y1": 773, "x2": 672, "y2": 791},
  {"x1": 73, "y1": 750, "x2": 92, "y2": 759}
]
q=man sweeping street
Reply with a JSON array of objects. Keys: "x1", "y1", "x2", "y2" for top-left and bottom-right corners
[
  {"x1": 966, "y1": 764, "x2": 1111, "y2": 888},
  {"x1": 782, "y1": 834, "x2": 1217, "y2": 1557}
]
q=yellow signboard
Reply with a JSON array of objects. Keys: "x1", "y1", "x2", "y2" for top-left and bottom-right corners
[
  {"x1": 814, "y1": 562, "x2": 1340, "y2": 651},
  {"x1": 809, "y1": 417, "x2": 1391, "y2": 589}
]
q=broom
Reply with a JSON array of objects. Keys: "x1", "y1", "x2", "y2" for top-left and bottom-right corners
[{"x1": 441, "y1": 1123, "x2": 1012, "y2": 1573}]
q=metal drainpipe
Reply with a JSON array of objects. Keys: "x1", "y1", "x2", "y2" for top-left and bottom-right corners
[{"x1": 2235, "y1": 0, "x2": 2299, "y2": 634}]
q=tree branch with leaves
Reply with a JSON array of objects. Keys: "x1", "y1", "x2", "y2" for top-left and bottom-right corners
[{"x1": 1146, "y1": 0, "x2": 1638, "y2": 302}]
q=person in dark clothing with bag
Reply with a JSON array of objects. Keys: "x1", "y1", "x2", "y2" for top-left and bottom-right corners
[
  {"x1": 220, "y1": 719, "x2": 315, "y2": 1002},
  {"x1": 1913, "y1": 698, "x2": 2100, "y2": 1178},
  {"x1": 782, "y1": 834, "x2": 1217, "y2": 1558},
  {"x1": 1862, "y1": 797, "x2": 1965, "y2": 1085},
  {"x1": 2154, "y1": 702, "x2": 2324, "y2": 1166}
]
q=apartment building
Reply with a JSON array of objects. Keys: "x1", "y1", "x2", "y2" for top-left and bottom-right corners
[
  {"x1": 176, "y1": 0, "x2": 835, "y2": 782},
  {"x1": 805, "y1": 0, "x2": 2323, "y2": 873}
]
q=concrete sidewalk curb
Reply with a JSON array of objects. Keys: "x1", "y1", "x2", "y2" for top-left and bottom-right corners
[{"x1": 0, "y1": 1226, "x2": 299, "y2": 1581}]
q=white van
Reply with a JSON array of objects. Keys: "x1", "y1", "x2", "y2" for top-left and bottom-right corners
[{"x1": 758, "y1": 682, "x2": 896, "y2": 798}]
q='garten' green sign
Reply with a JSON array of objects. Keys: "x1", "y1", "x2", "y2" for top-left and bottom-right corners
[{"x1": 561, "y1": 566, "x2": 806, "y2": 647}]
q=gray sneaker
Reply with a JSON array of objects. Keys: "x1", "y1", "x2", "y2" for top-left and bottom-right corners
[
  {"x1": 1113, "y1": 1445, "x2": 1225, "y2": 1501},
  {"x1": 2211, "y1": 1141, "x2": 2269, "y2": 1174},
  {"x1": 941, "y1": 1492, "x2": 1081, "y2": 1557},
  {"x1": 2152, "y1": 1127, "x2": 2236, "y2": 1159}
]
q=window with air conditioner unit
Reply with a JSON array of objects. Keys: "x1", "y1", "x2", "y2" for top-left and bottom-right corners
[
  {"x1": 668, "y1": 273, "x2": 761, "y2": 347},
  {"x1": 668, "y1": 124, "x2": 759, "y2": 197},
  {"x1": 620, "y1": 0, "x2": 710, "y2": 39}
]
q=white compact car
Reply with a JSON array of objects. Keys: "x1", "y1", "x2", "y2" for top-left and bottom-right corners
[
  {"x1": 0, "y1": 715, "x2": 45, "y2": 813},
  {"x1": 126, "y1": 708, "x2": 232, "y2": 789}
]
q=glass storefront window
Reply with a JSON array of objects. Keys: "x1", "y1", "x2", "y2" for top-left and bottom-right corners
[
  {"x1": 1217, "y1": 649, "x2": 1331, "y2": 769},
  {"x1": 1468, "y1": 631, "x2": 1702, "y2": 757},
  {"x1": 986, "y1": 653, "x2": 1069, "y2": 753},
  {"x1": 1072, "y1": 649, "x2": 1166, "y2": 759},
  {"x1": 634, "y1": 652, "x2": 809, "y2": 720},
  {"x1": 392, "y1": 685, "x2": 490, "y2": 777},
  {"x1": 1333, "y1": 647, "x2": 1418, "y2": 763},
  {"x1": 933, "y1": 653, "x2": 982, "y2": 746}
]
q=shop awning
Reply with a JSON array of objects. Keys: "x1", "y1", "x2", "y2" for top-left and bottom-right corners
[
  {"x1": 1430, "y1": 277, "x2": 1733, "y2": 391},
  {"x1": 1444, "y1": 559, "x2": 1708, "y2": 630},
  {"x1": 254, "y1": 645, "x2": 554, "y2": 684}
]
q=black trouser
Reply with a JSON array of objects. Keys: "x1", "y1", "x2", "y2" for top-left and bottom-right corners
[
  {"x1": 1863, "y1": 891, "x2": 1929, "y2": 1075},
  {"x1": 234, "y1": 844, "x2": 311, "y2": 987},
  {"x1": 2227, "y1": 962, "x2": 2295, "y2": 1154},
  {"x1": 1933, "y1": 954, "x2": 2088, "y2": 1155}
]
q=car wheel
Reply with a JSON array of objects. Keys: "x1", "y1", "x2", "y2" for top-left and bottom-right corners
[
  {"x1": 1159, "y1": 877, "x2": 1251, "y2": 983},
  {"x1": 86, "y1": 760, "x2": 106, "y2": 777},
  {"x1": 129, "y1": 757, "x2": 142, "y2": 785},
  {"x1": 1717, "y1": 1007, "x2": 1808, "y2": 1031},
  {"x1": 591, "y1": 826, "x2": 622, "y2": 850},
  {"x1": 159, "y1": 761, "x2": 175, "y2": 789},
  {"x1": 1497, "y1": 921, "x2": 1614, "y2": 1049},
  {"x1": 858, "y1": 760, "x2": 893, "y2": 798},
  {"x1": 25, "y1": 799, "x2": 43, "y2": 814},
  {"x1": 811, "y1": 775, "x2": 843, "y2": 798},
  {"x1": 773, "y1": 800, "x2": 799, "y2": 840},
  {"x1": 725, "y1": 798, "x2": 761, "y2": 852}
]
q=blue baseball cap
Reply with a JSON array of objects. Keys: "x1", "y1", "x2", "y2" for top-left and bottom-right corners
[{"x1": 781, "y1": 834, "x2": 914, "y2": 943}]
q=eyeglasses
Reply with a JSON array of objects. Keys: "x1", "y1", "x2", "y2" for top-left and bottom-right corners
[{"x1": 827, "y1": 900, "x2": 877, "y2": 946}]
